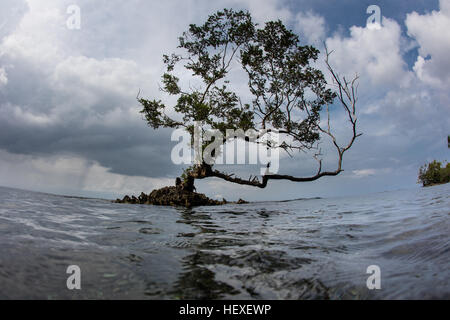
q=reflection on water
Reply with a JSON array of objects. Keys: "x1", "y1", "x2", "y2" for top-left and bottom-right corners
[{"x1": 0, "y1": 184, "x2": 449, "y2": 299}]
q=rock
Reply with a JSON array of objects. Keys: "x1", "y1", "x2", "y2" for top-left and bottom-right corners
[
  {"x1": 114, "y1": 181, "x2": 249, "y2": 208},
  {"x1": 138, "y1": 192, "x2": 148, "y2": 204},
  {"x1": 115, "y1": 186, "x2": 227, "y2": 207}
]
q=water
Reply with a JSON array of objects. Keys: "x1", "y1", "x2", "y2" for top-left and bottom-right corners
[{"x1": 0, "y1": 184, "x2": 448, "y2": 299}]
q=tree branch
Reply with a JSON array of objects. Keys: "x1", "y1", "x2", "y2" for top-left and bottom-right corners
[{"x1": 191, "y1": 47, "x2": 361, "y2": 189}]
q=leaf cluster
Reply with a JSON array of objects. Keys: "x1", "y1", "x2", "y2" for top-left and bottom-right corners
[{"x1": 139, "y1": 9, "x2": 335, "y2": 152}]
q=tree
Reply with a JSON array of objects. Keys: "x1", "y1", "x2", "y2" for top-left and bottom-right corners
[
  {"x1": 418, "y1": 160, "x2": 450, "y2": 187},
  {"x1": 138, "y1": 9, "x2": 360, "y2": 191}
]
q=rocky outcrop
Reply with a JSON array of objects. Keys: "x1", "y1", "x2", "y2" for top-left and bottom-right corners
[
  {"x1": 115, "y1": 186, "x2": 226, "y2": 208},
  {"x1": 115, "y1": 177, "x2": 251, "y2": 208}
]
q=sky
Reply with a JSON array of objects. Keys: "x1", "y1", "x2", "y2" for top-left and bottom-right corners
[{"x1": 0, "y1": 0, "x2": 449, "y2": 201}]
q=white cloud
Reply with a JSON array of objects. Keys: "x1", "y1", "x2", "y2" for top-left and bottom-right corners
[
  {"x1": 295, "y1": 10, "x2": 326, "y2": 44},
  {"x1": 49, "y1": 55, "x2": 147, "y2": 126},
  {"x1": 352, "y1": 168, "x2": 376, "y2": 178},
  {"x1": 406, "y1": 0, "x2": 450, "y2": 88},
  {"x1": 0, "y1": 67, "x2": 7, "y2": 85},
  {"x1": 0, "y1": 103, "x2": 54, "y2": 126},
  {"x1": 52, "y1": 56, "x2": 141, "y2": 97},
  {"x1": 232, "y1": 0, "x2": 292, "y2": 23},
  {"x1": 0, "y1": 0, "x2": 67, "y2": 66},
  {"x1": 325, "y1": 17, "x2": 410, "y2": 88},
  {"x1": 351, "y1": 168, "x2": 392, "y2": 178},
  {"x1": 321, "y1": 6, "x2": 449, "y2": 142}
]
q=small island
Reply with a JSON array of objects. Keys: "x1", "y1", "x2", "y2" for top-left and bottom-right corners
[
  {"x1": 418, "y1": 160, "x2": 450, "y2": 187},
  {"x1": 115, "y1": 176, "x2": 248, "y2": 207}
]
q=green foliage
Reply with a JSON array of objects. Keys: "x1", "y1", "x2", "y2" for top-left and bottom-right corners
[
  {"x1": 139, "y1": 8, "x2": 336, "y2": 152},
  {"x1": 180, "y1": 167, "x2": 192, "y2": 183},
  {"x1": 418, "y1": 160, "x2": 450, "y2": 187}
]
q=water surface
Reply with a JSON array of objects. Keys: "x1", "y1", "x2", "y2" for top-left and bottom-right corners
[{"x1": 0, "y1": 184, "x2": 448, "y2": 299}]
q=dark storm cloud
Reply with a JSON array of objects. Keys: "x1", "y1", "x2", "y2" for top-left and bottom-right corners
[
  {"x1": 0, "y1": 116, "x2": 178, "y2": 177},
  {"x1": 0, "y1": 30, "x2": 178, "y2": 177}
]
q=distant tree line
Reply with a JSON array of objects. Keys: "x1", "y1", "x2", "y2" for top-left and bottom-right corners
[{"x1": 418, "y1": 160, "x2": 450, "y2": 187}]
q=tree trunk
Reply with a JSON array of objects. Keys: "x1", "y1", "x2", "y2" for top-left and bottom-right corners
[{"x1": 182, "y1": 175, "x2": 196, "y2": 192}]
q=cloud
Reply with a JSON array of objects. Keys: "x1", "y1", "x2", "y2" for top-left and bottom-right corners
[
  {"x1": 0, "y1": 149, "x2": 171, "y2": 198},
  {"x1": 0, "y1": 0, "x2": 448, "y2": 199},
  {"x1": 231, "y1": 0, "x2": 292, "y2": 23},
  {"x1": 325, "y1": 17, "x2": 410, "y2": 88},
  {"x1": 352, "y1": 169, "x2": 376, "y2": 178},
  {"x1": 406, "y1": 0, "x2": 450, "y2": 88},
  {"x1": 0, "y1": 0, "x2": 181, "y2": 178},
  {"x1": 1, "y1": 102, "x2": 54, "y2": 126},
  {"x1": 0, "y1": 0, "x2": 67, "y2": 65},
  {"x1": 0, "y1": 0, "x2": 27, "y2": 40},
  {"x1": 321, "y1": 5, "x2": 448, "y2": 142},
  {"x1": 51, "y1": 56, "x2": 142, "y2": 101},
  {"x1": 295, "y1": 10, "x2": 326, "y2": 44},
  {"x1": 351, "y1": 168, "x2": 393, "y2": 178},
  {"x1": 0, "y1": 67, "x2": 7, "y2": 86},
  {"x1": 299, "y1": 3, "x2": 450, "y2": 194}
]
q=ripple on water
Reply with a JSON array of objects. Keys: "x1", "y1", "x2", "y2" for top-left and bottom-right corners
[{"x1": 0, "y1": 184, "x2": 449, "y2": 299}]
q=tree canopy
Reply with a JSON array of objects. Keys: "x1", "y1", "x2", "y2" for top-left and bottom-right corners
[
  {"x1": 418, "y1": 160, "x2": 450, "y2": 187},
  {"x1": 139, "y1": 8, "x2": 360, "y2": 190}
]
